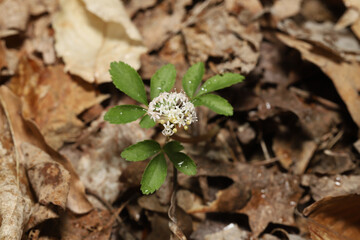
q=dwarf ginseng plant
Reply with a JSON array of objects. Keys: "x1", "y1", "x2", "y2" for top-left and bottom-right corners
[{"x1": 104, "y1": 62, "x2": 244, "y2": 194}]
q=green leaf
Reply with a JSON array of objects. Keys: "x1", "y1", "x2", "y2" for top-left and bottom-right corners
[
  {"x1": 104, "y1": 105, "x2": 146, "y2": 124},
  {"x1": 110, "y1": 61, "x2": 148, "y2": 105},
  {"x1": 121, "y1": 140, "x2": 161, "y2": 161},
  {"x1": 196, "y1": 73, "x2": 244, "y2": 97},
  {"x1": 140, "y1": 115, "x2": 156, "y2": 128},
  {"x1": 140, "y1": 153, "x2": 167, "y2": 194},
  {"x1": 150, "y1": 64, "x2": 176, "y2": 99},
  {"x1": 193, "y1": 94, "x2": 233, "y2": 116},
  {"x1": 166, "y1": 152, "x2": 197, "y2": 175},
  {"x1": 164, "y1": 141, "x2": 184, "y2": 153},
  {"x1": 182, "y1": 62, "x2": 204, "y2": 98}
]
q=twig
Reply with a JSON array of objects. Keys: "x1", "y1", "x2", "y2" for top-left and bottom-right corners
[
  {"x1": 260, "y1": 139, "x2": 271, "y2": 161},
  {"x1": 168, "y1": 166, "x2": 187, "y2": 240}
]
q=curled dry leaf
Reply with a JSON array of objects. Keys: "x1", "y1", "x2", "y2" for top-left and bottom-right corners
[
  {"x1": 342, "y1": 0, "x2": 360, "y2": 39},
  {"x1": 22, "y1": 142, "x2": 70, "y2": 209},
  {"x1": 0, "y1": 94, "x2": 32, "y2": 240},
  {"x1": 303, "y1": 194, "x2": 360, "y2": 240},
  {"x1": 276, "y1": 33, "x2": 360, "y2": 129},
  {"x1": 0, "y1": 86, "x2": 93, "y2": 214},
  {"x1": 53, "y1": 0, "x2": 146, "y2": 83},
  {"x1": 25, "y1": 203, "x2": 58, "y2": 231},
  {"x1": 7, "y1": 56, "x2": 108, "y2": 150}
]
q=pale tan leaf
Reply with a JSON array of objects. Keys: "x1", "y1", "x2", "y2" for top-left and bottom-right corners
[
  {"x1": 7, "y1": 57, "x2": 108, "y2": 149},
  {"x1": 0, "y1": 96, "x2": 32, "y2": 240},
  {"x1": 0, "y1": 86, "x2": 93, "y2": 214},
  {"x1": 0, "y1": 0, "x2": 29, "y2": 37},
  {"x1": 52, "y1": 0, "x2": 147, "y2": 83}
]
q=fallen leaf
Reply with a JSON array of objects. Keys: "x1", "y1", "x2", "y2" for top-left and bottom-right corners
[
  {"x1": 52, "y1": 0, "x2": 146, "y2": 83},
  {"x1": 0, "y1": 86, "x2": 93, "y2": 214},
  {"x1": 60, "y1": 209, "x2": 112, "y2": 240},
  {"x1": 0, "y1": 40, "x2": 19, "y2": 76},
  {"x1": 22, "y1": 142, "x2": 70, "y2": 209},
  {"x1": 342, "y1": 0, "x2": 360, "y2": 40},
  {"x1": 25, "y1": 203, "x2": 58, "y2": 231},
  {"x1": 0, "y1": 0, "x2": 29, "y2": 37},
  {"x1": 303, "y1": 174, "x2": 360, "y2": 201},
  {"x1": 277, "y1": 20, "x2": 360, "y2": 61},
  {"x1": 0, "y1": 93, "x2": 32, "y2": 240},
  {"x1": 24, "y1": 16, "x2": 56, "y2": 65},
  {"x1": 192, "y1": 163, "x2": 303, "y2": 236},
  {"x1": 133, "y1": 0, "x2": 190, "y2": 51},
  {"x1": 270, "y1": 0, "x2": 302, "y2": 21},
  {"x1": 311, "y1": 149, "x2": 356, "y2": 175},
  {"x1": 7, "y1": 56, "x2": 108, "y2": 149},
  {"x1": 204, "y1": 223, "x2": 250, "y2": 240},
  {"x1": 276, "y1": 33, "x2": 360, "y2": 128},
  {"x1": 182, "y1": 4, "x2": 261, "y2": 74},
  {"x1": 303, "y1": 194, "x2": 360, "y2": 240},
  {"x1": 272, "y1": 124, "x2": 317, "y2": 174},
  {"x1": 124, "y1": 0, "x2": 157, "y2": 17}
]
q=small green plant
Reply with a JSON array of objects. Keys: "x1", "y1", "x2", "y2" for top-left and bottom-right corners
[{"x1": 104, "y1": 61, "x2": 244, "y2": 194}]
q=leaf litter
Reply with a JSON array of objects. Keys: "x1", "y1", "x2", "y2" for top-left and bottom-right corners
[{"x1": 2, "y1": 0, "x2": 360, "y2": 239}]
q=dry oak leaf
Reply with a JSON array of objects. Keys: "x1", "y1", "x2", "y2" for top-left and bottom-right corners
[
  {"x1": 0, "y1": 98, "x2": 32, "y2": 240},
  {"x1": 0, "y1": 86, "x2": 93, "y2": 214},
  {"x1": 192, "y1": 164, "x2": 303, "y2": 236},
  {"x1": 276, "y1": 33, "x2": 360, "y2": 129},
  {"x1": 304, "y1": 194, "x2": 360, "y2": 240},
  {"x1": 8, "y1": 56, "x2": 108, "y2": 150},
  {"x1": 52, "y1": 0, "x2": 146, "y2": 83}
]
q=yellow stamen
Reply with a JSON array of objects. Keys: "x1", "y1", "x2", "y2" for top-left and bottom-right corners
[{"x1": 172, "y1": 128, "x2": 177, "y2": 133}]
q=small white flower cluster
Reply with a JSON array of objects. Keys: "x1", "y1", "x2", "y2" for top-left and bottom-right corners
[{"x1": 148, "y1": 91, "x2": 197, "y2": 136}]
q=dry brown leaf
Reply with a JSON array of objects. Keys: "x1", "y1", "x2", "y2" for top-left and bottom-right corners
[
  {"x1": 192, "y1": 164, "x2": 303, "y2": 236},
  {"x1": 52, "y1": 0, "x2": 146, "y2": 83},
  {"x1": 276, "y1": 33, "x2": 360, "y2": 128},
  {"x1": 60, "y1": 111, "x2": 152, "y2": 205},
  {"x1": 0, "y1": 0, "x2": 29, "y2": 37},
  {"x1": 0, "y1": 86, "x2": 93, "y2": 214},
  {"x1": 303, "y1": 174, "x2": 360, "y2": 201},
  {"x1": 182, "y1": 4, "x2": 261, "y2": 74},
  {"x1": 27, "y1": 0, "x2": 58, "y2": 15},
  {"x1": 273, "y1": 125, "x2": 317, "y2": 174},
  {"x1": 342, "y1": 0, "x2": 360, "y2": 39},
  {"x1": 22, "y1": 142, "x2": 70, "y2": 209},
  {"x1": 7, "y1": 56, "x2": 107, "y2": 149},
  {"x1": 134, "y1": 0, "x2": 190, "y2": 51},
  {"x1": 277, "y1": 20, "x2": 360, "y2": 61},
  {"x1": 124, "y1": 0, "x2": 157, "y2": 17},
  {"x1": 0, "y1": 94, "x2": 32, "y2": 240},
  {"x1": 60, "y1": 209, "x2": 112, "y2": 240},
  {"x1": 303, "y1": 194, "x2": 360, "y2": 240},
  {"x1": 25, "y1": 204, "x2": 58, "y2": 231}
]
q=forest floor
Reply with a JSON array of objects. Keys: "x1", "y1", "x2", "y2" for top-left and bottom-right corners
[{"x1": 1, "y1": 0, "x2": 360, "y2": 239}]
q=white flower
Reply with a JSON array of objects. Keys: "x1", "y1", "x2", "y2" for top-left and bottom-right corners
[{"x1": 147, "y1": 91, "x2": 197, "y2": 136}]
